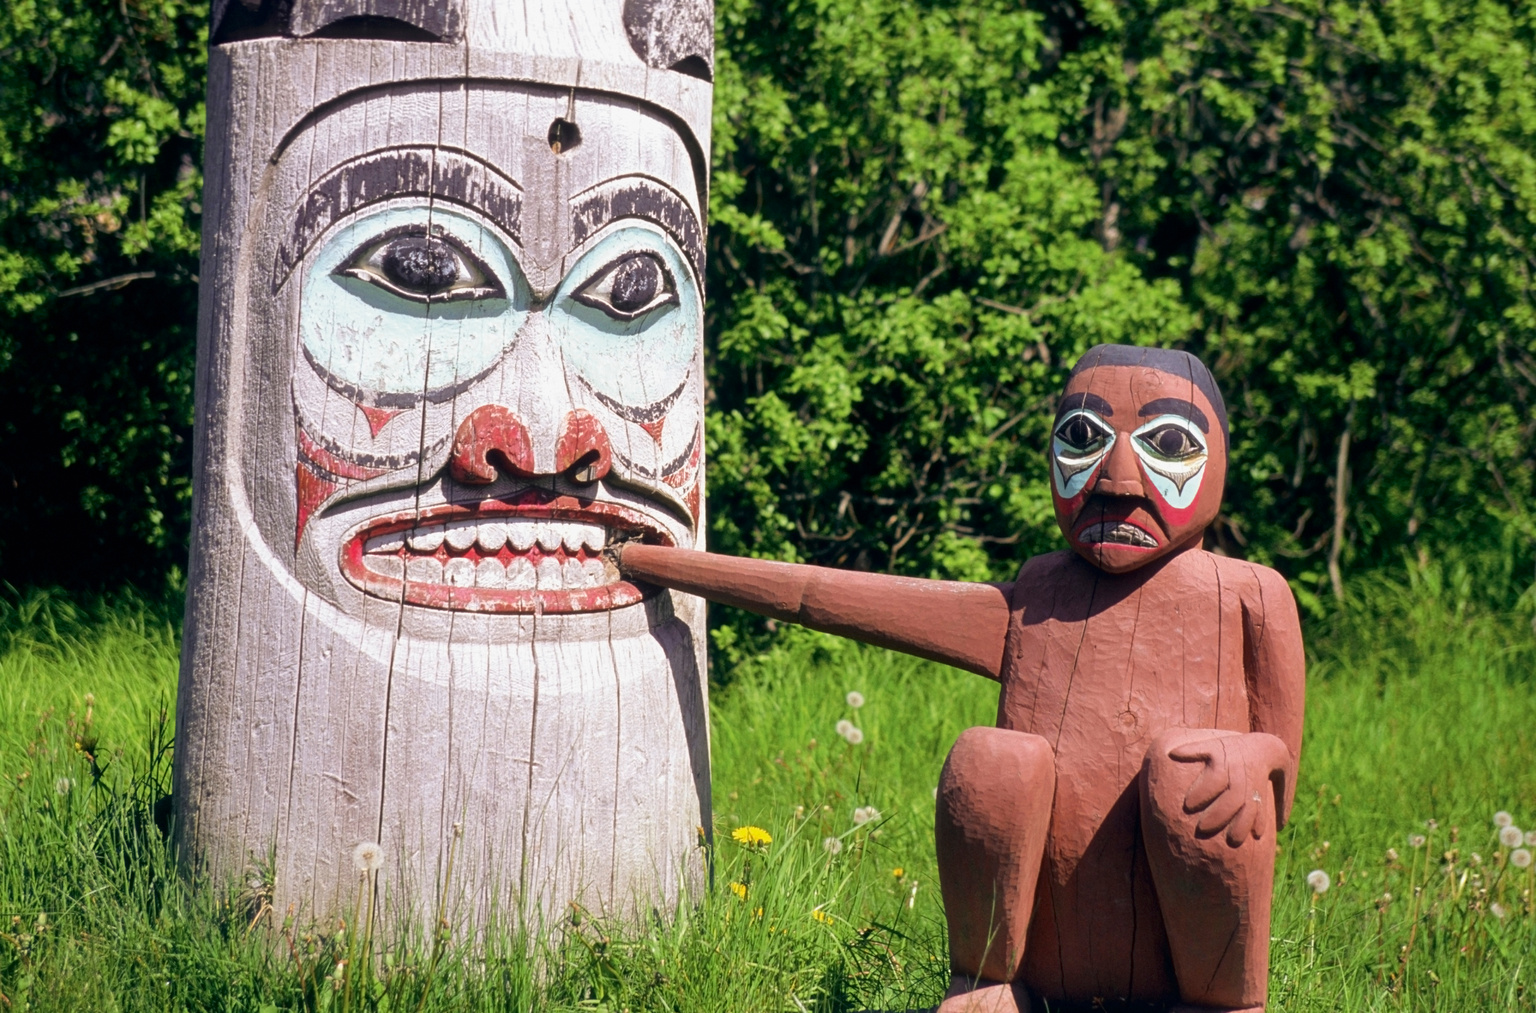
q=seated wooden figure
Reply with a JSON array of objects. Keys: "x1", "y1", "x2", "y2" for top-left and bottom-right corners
[{"x1": 612, "y1": 344, "x2": 1305, "y2": 1013}]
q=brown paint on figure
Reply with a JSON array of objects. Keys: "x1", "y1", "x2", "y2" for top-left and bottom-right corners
[{"x1": 615, "y1": 344, "x2": 1305, "y2": 1012}]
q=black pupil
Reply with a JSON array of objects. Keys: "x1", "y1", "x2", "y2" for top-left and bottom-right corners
[
  {"x1": 1154, "y1": 427, "x2": 1190, "y2": 456},
  {"x1": 382, "y1": 237, "x2": 459, "y2": 293},
  {"x1": 610, "y1": 256, "x2": 660, "y2": 312},
  {"x1": 1062, "y1": 417, "x2": 1098, "y2": 449}
]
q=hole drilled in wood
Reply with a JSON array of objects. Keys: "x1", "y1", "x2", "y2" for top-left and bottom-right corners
[{"x1": 548, "y1": 119, "x2": 582, "y2": 155}]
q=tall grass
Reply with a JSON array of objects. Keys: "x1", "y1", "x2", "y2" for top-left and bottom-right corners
[{"x1": 0, "y1": 562, "x2": 1532, "y2": 1011}]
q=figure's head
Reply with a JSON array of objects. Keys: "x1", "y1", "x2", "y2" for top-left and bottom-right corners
[{"x1": 1049, "y1": 344, "x2": 1228, "y2": 573}]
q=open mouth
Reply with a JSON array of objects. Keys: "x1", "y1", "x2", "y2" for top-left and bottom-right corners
[
  {"x1": 1075, "y1": 520, "x2": 1159, "y2": 549},
  {"x1": 340, "y1": 493, "x2": 672, "y2": 613}
]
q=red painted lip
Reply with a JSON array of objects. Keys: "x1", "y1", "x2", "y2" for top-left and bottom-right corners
[{"x1": 339, "y1": 491, "x2": 675, "y2": 614}]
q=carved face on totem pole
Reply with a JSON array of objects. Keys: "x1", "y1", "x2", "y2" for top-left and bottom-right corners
[
  {"x1": 177, "y1": 0, "x2": 716, "y2": 926},
  {"x1": 1049, "y1": 345, "x2": 1228, "y2": 573}
]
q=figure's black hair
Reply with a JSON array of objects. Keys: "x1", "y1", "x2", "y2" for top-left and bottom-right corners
[{"x1": 1066, "y1": 344, "x2": 1229, "y2": 446}]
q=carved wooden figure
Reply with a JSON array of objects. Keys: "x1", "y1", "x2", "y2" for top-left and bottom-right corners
[
  {"x1": 616, "y1": 345, "x2": 1306, "y2": 1012},
  {"x1": 176, "y1": 0, "x2": 716, "y2": 930}
]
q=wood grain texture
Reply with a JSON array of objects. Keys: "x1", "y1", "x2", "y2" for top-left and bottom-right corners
[{"x1": 178, "y1": 1, "x2": 714, "y2": 938}]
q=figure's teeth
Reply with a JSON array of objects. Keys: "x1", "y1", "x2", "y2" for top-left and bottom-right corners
[
  {"x1": 475, "y1": 558, "x2": 510, "y2": 589},
  {"x1": 408, "y1": 525, "x2": 445, "y2": 551},
  {"x1": 477, "y1": 522, "x2": 508, "y2": 552},
  {"x1": 365, "y1": 531, "x2": 405, "y2": 554},
  {"x1": 562, "y1": 558, "x2": 588, "y2": 588},
  {"x1": 563, "y1": 523, "x2": 606, "y2": 553},
  {"x1": 535, "y1": 557, "x2": 563, "y2": 589},
  {"x1": 506, "y1": 557, "x2": 536, "y2": 590},
  {"x1": 507, "y1": 520, "x2": 537, "y2": 552},
  {"x1": 445, "y1": 520, "x2": 477, "y2": 552},
  {"x1": 406, "y1": 557, "x2": 444, "y2": 585},
  {"x1": 535, "y1": 523, "x2": 561, "y2": 552},
  {"x1": 444, "y1": 557, "x2": 476, "y2": 587},
  {"x1": 583, "y1": 558, "x2": 608, "y2": 587},
  {"x1": 364, "y1": 555, "x2": 405, "y2": 579}
]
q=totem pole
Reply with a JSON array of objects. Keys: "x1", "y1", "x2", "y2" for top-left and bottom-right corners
[
  {"x1": 616, "y1": 345, "x2": 1306, "y2": 1013},
  {"x1": 176, "y1": 0, "x2": 715, "y2": 930}
]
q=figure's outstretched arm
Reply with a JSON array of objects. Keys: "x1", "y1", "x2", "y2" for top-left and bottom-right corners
[
  {"x1": 614, "y1": 543, "x2": 1012, "y2": 679},
  {"x1": 1242, "y1": 565, "x2": 1307, "y2": 827}
]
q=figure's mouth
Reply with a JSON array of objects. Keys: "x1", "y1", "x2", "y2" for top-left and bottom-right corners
[
  {"x1": 1075, "y1": 520, "x2": 1159, "y2": 549},
  {"x1": 339, "y1": 492, "x2": 673, "y2": 613}
]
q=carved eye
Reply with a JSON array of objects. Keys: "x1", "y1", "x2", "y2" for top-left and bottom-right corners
[
  {"x1": 572, "y1": 252, "x2": 677, "y2": 321},
  {"x1": 337, "y1": 227, "x2": 504, "y2": 303},
  {"x1": 1055, "y1": 413, "x2": 1111, "y2": 454},
  {"x1": 1137, "y1": 423, "x2": 1203, "y2": 460}
]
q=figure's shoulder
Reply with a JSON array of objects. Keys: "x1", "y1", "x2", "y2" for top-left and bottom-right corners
[
  {"x1": 1202, "y1": 552, "x2": 1298, "y2": 614},
  {"x1": 1014, "y1": 549, "x2": 1086, "y2": 583}
]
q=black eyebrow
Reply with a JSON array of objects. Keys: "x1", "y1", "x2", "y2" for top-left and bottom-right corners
[
  {"x1": 570, "y1": 177, "x2": 706, "y2": 284},
  {"x1": 1139, "y1": 397, "x2": 1210, "y2": 433},
  {"x1": 1056, "y1": 392, "x2": 1114, "y2": 420}
]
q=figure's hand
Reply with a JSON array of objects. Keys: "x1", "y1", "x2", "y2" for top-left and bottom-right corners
[{"x1": 1170, "y1": 733, "x2": 1291, "y2": 847}]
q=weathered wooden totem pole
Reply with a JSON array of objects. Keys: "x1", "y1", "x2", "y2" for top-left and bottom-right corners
[
  {"x1": 176, "y1": 0, "x2": 715, "y2": 929},
  {"x1": 617, "y1": 345, "x2": 1306, "y2": 1013}
]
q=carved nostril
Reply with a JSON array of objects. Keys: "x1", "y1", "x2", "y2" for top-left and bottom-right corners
[
  {"x1": 555, "y1": 410, "x2": 613, "y2": 484},
  {"x1": 450, "y1": 405, "x2": 537, "y2": 484}
]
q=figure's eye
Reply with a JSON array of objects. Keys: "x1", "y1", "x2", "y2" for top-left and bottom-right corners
[
  {"x1": 1137, "y1": 423, "x2": 1203, "y2": 460},
  {"x1": 1055, "y1": 413, "x2": 1111, "y2": 454},
  {"x1": 572, "y1": 252, "x2": 677, "y2": 321},
  {"x1": 337, "y1": 227, "x2": 504, "y2": 303}
]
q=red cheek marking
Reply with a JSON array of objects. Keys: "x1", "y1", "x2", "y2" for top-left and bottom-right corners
[
  {"x1": 358, "y1": 404, "x2": 402, "y2": 438},
  {"x1": 1135, "y1": 458, "x2": 1201, "y2": 528}
]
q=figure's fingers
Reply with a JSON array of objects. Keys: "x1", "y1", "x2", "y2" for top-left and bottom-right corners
[
  {"x1": 1226, "y1": 796, "x2": 1258, "y2": 847},
  {"x1": 1196, "y1": 784, "x2": 1246, "y2": 835},
  {"x1": 1179, "y1": 745, "x2": 1229, "y2": 812},
  {"x1": 1168, "y1": 741, "x2": 1217, "y2": 764},
  {"x1": 1252, "y1": 783, "x2": 1274, "y2": 842}
]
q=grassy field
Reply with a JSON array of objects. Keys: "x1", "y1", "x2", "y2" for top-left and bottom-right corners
[{"x1": 1, "y1": 561, "x2": 1534, "y2": 1012}]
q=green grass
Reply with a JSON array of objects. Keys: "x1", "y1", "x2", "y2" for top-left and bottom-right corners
[{"x1": 1, "y1": 562, "x2": 1534, "y2": 1012}]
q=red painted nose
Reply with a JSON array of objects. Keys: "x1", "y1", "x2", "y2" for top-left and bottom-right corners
[
  {"x1": 449, "y1": 405, "x2": 612, "y2": 485},
  {"x1": 1093, "y1": 436, "x2": 1146, "y2": 498}
]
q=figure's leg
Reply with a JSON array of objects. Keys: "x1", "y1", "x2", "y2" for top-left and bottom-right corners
[
  {"x1": 935, "y1": 726, "x2": 1054, "y2": 1013},
  {"x1": 1141, "y1": 729, "x2": 1277, "y2": 1013}
]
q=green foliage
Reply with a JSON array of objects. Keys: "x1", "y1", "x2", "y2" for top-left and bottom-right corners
[
  {"x1": 2, "y1": 566, "x2": 1535, "y2": 1009},
  {"x1": 0, "y1": 0, "x2": 205, "y2": 588}
]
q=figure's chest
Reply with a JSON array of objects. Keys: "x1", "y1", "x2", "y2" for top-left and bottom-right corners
[{"x1": 995, "y1": 556, "x2": 1252, "y2": 749}]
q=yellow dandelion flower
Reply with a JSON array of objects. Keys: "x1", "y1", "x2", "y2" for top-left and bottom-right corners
[
  {"x1": 729, "y1": 881, "x2": 748, "y2": 900},
  {"x1": 732, "y1": 825, "x2": 772, "y2": 848},
  {"x1": 812, "y1": 908, "x2": 834, "y2": 924},
  {"x1": 891, "y1": 867, "x2": 905, "y2": 878}
]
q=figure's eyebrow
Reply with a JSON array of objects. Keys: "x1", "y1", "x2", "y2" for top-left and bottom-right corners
[
  {"x1": 1139, "y1": 397, "x2": 1210, "y2": 433},
  {"x1": 1056, "y1": 392, "x2": 1114, "y2": 418},
  {"x1": 570, "y1": 177, "x2": 705, "y2": 283}
]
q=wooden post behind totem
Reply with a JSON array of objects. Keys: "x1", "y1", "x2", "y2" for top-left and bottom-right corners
[
  {"x1": 175, "y1": 0, "x2": 715, "y2": 931},
  {"x1": 616, "y1": 346, "x2": 1307, "y2": 1013}
]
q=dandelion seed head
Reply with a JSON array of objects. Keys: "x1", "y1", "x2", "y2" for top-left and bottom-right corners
[
  {"x1": 1526, "y1": 830, "x2": 1536, "y2": 846},
  {"x1": 835, "y1": 719, "x2": 853, "y2": 737},
  {"x1": 352, "y1": 841, "x2": 384, "y2": 873},
  {"x1": 1491, "y1": 902, "x2": 1509, "y2": 920},
  {"x1": 1408, "y1": 834, "x2": 1427, "y2": 849},
  {"x1": 1385, "y1": 848, "x2": 1399, "y2": 863},
  {"x1": 1495, "y1": 811, "x2": 1514, "y2": 828},
  {"x1": 1499, "y1": 825, "x2": 1524, "y2": 849},
  {"x1": 842, "y1": 726, "x2": 864, "y2": 745},
  {"x1": 1512, "y1": 848, "x2": 1533, "y2": 869},
  {"x1": 853, "y1": 806, "x2": 881, "y2": 825},
  {"x1": 846, "y1": 691, "x2": 865, "y2": 709},
  {"x1": 823, "y1": 836, "x2": 843, "y2": 855},
  {"x1": 1425, "y1": 819, "x2": 1438, "y2": 831},
  {"x1": 53, "y1": 777, "x2": 72, "y2": 796},
  {"x1": 1470, "y1": 852, "x2": 1483, "y2": 866},
  {"x1": 1306, "y1": 869, "x2": 1331, "y2": 894}
]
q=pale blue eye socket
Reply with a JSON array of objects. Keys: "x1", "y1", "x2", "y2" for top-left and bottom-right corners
[
  {"x1": 551, "y1": 224, "x2": 699, "y2": 405},
  {"x1": 300, "y1": 205, "x2": 527, "y2": 398}
]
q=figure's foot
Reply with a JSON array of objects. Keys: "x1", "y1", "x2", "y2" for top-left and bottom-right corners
[{"x1": 936, "y1": 975, "x2": 1031, "y2": 1013}]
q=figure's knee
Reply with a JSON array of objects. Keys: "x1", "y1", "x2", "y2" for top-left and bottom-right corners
[
  {"x1": 939, "y1": 727, "x2": 1054, "y2": 836},
  {"x1": 1142, "y1": 728, "x2": 1238, "y2": 817}
]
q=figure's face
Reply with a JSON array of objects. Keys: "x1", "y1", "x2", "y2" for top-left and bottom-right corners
[
  {"x1": 1048, "y1": 364, "x2": 1225, "y2": 573},
  {"x1": 241, "y1": 84, "x2": 705, "y2": 620}
]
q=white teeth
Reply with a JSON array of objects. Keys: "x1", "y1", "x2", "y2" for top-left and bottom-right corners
[
  {"x1": 535, "y1": 524, "x2": 562, "y2": 552},
  {"x1": 476, "y1": 522, "x2": 508, "y2": 552},
  {"x1": 406, "y1": 557, "x2": 443, "y2": 585},
  {"x1": 364, "y1": 556, "x2": 404, "y2": 579},
  {"x1": 564, "y1": 523, "x2": 606, "y2": 553},
  {"x1": 407, "y1": 526, "x2": 444, "y2": 551},
  {"x1": 475, "y1": 558, "x2": 510, "y2": 589},
  {"x1": 536, "y1": 557, "x2": 563, "y2": 589},
  {"x1": 507, "y1": 520, "x2": 537, "y2": 552},
  {"x1": 583, "y1": 558, "x2": 608, "y2": 586},
  {"x1": 365, "y1": 531, "x2": 405, "y2": 554},
  {"x1": 583, "y1": 525, "x2": 606, "y2": 551},
  {"x1": 445, "y1": 520, "x2": 477, "y2": 551},
  {"x1": 444, "y1": 557, "x2": 476, "y2": 587},
  {"x1": 562, "y1": 558, "x2": 588, "y2": 588},
  {"x1": 506, "y1": 557, "x2": 536, "y2": 590}
]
